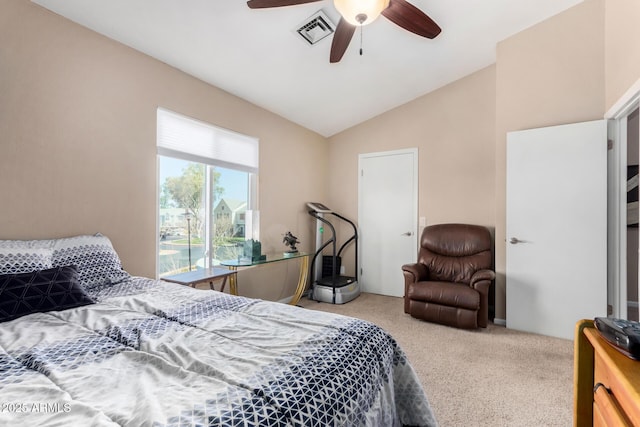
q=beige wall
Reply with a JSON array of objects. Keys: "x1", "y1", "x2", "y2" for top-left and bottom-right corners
[
  {"x1": 493, "y1": 0, "x2": 640, "y2": 321},
  {"x1": 0, "y1": 0, "x2": 327, "y2": 300},
  {"x1": 327, "y1": 65, "x2": 497, "y2": 294},
  {"x1": 328, "y1": 65, "x2": 496, "y2": 227},
  {"x1": 4, "y1": 0, "x2": 640, "y2": 312},
  {"x1": 328, "y1": 0, "x2": 640, "y2": 322},
  {"x1": 605, "y1": 0, "x2": 640, "y2": 110},
  {"x1": 494, "y1": 0, "x2": 607, "y2": 320}
]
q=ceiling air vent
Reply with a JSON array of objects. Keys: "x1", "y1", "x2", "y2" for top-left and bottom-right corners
[{"x1": 295, "y1": 10, "x2": 335, "y2": 45}]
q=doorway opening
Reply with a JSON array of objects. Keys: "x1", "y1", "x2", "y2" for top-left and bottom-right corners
[
  {"x1": 607, "y1": 80, "x2": 640, "y2": 321},
  {"x1": 626, "y1": 107, "x2": 639, "y2": 321}
]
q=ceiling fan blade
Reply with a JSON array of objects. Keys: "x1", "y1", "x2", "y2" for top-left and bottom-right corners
[
  {"x1": 330, "y1": 18, "x2": 356, "y2": 63},
  {"x1": 381, "y1": 0, "x2": 441, "y2": 39},
  {"x1": 247, "y1": 0, "x2": 321, "y2": 9}
]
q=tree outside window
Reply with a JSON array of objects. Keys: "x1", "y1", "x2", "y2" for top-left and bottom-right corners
[{"x1": 158, "y1": 157, "x2": 250, "y2": 276}]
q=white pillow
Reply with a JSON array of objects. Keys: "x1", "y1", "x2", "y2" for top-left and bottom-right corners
[
  {"x1": 51, "y1": 233, "x2": 130, "y2": 290},
  {"x1": 0, "y1": 243, "x2": 53, "y2": 275}
]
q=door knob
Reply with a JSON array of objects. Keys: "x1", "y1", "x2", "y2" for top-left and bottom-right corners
[
  {"x1": 402, "y1": 231, "x2": 413, "y2": 236},
  {"x1": 509, "y1": 237, "x2": 521, "y2": 244}
]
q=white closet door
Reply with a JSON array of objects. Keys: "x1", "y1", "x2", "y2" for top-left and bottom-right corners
[
  {"x1": 358, "y1": 149, "x2": 418, "y2": 297},
  {"x1": 506, "y1": 120, "x2": 608, "y2": 340}
]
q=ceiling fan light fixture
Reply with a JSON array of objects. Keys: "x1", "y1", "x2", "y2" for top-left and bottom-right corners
[{"x1": 333, "y1": 0, "x2": 390, "y2": 26}]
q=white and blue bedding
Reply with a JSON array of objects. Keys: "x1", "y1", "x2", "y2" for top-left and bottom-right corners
[{"x1": 0, "y1": 235, "x2": 437, "y2": 426}]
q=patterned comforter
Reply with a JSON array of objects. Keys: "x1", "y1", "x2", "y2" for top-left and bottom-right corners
[{"x1": 0, "y1": 277, "x2": 437, "y2": 426}]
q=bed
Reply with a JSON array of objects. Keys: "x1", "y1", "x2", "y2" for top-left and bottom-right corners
[{"x1": 0, "y1": 234, "x2": 437, "y2": 426}]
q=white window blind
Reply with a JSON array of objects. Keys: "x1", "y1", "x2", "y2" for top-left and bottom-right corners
[{"x1": 157, "y1": 108, "x2": 259, "y2": 174}]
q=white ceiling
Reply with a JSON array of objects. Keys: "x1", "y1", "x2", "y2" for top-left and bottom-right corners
[{"x1": 33, "y1": 0, "x2": 583, "y2": 137}]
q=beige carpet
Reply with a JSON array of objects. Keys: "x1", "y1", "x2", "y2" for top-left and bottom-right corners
[{"x1": 299, "y1": 293, "x2": 574, "y2": 427}]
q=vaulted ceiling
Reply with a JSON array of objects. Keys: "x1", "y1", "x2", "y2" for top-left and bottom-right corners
[{"x1": 33, "y1": 0, "x2": 583, "y2": 137}]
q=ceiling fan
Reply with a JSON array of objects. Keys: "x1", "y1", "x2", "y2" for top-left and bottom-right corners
[{"x1": 246, "y1": 0, "x2": 441, "y2": 63}]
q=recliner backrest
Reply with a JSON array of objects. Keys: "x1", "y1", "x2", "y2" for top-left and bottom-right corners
[{"x1": 418, "y1": 223, "x2": 492, "y2": 284}]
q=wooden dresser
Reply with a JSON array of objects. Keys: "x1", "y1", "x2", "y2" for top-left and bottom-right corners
[{"x1": 574, "y1": 319, "x2": 640, "y2": 426}]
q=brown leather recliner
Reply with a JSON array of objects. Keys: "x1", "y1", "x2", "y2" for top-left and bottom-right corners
[{"x1": 402, "y1": 223, "x2": 495, "y2": 329}]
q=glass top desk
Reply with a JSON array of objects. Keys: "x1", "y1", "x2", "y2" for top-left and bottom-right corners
[
  {"x1": 162, "y1": 267, "x2": 235, "y2": 292},
  {"x1": 220, "y1": 252, "x2": 309, "y2": 306}
]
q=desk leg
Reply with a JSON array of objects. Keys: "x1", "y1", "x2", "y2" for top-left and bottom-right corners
[
  {"x1": 229, "y1": 267, "x2": 238, "y2": 296},
  {"x1": 218, "y1": 276, "x2": 228, "y2": 293},
  {"x1": 209, "y1": 276, "x2": 229, "y2": 293},
  {"x1": 289, "y1": 255, "x2": 309, "y2": 306}
]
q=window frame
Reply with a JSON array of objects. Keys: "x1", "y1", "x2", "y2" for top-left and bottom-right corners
[{"x1": 156, "y1": 108, "x2": 258, "y2": 276}]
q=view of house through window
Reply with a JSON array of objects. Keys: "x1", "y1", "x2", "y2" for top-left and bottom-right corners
[
  {"x1": 158, "y1": 158, "x2": 252, "y2": 276},
  {"x1": 156, "y1": 108, "x2": 258, "y2": 277}
]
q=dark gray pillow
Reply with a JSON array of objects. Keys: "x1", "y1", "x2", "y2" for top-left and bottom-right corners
[{"x1": 0, "y1": 265, "x2": 95, "y2": 322}]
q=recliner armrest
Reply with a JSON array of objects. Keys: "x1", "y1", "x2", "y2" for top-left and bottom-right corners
[
  {"x1": 470, "y1": 269, "x2": 495, "y2": 290},
  {"x1": 401, "y1": 263, "x2": 429, "y2": 283},
  {"x1": 470, "y1": 269, "x2": 495, "y2": 328}
]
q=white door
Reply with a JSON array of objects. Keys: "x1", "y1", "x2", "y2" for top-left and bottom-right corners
[
  {"x1": 506, "y1": 120, "x2": 608, "y2": 340},
  {"x1": 358, "y1": 149, "x2": 418, "y2": 297}
]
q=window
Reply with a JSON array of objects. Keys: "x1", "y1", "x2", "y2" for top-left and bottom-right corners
[{"x1": 157, "y1": 108, "x2": 258, "y2": 277}]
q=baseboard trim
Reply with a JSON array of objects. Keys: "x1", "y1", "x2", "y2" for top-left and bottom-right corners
[{"x1": 493, "y1": 318, "x2": 506, "y2": 326}]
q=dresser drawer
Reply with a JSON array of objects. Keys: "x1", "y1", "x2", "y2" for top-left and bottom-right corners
[
  {"x1": 590, "y1": 329, "x2": 640, "y2": 426},
  {"x1": 593, "y1": 381, "x2": 631, "y2": 427},
  {"x1": 574, "y1": 322, "x2": 640, "y2": 427}
]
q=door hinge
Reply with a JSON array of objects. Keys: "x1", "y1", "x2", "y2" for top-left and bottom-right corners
[
  {"x1": 607, "y1": 304, "x2": 613, "y2": 315},
  {"x1": 608, "y1": 139, "x2": 614, "y2": 150},
  {"x1": 360, "y1": 169, "x2": 364, "y2": 177}
]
